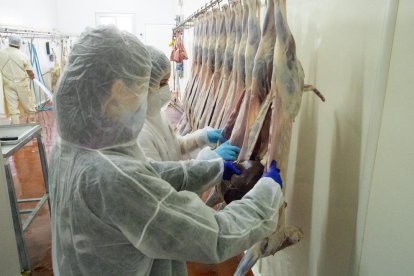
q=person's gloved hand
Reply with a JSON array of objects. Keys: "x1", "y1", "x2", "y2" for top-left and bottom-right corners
[
  {"x1": 207, "y1": 129, "x2": 227, "y2": 143},
  {"x1": 223, "y1": 161, "x2": 241, "y2": 181},
  {"x1": 215, "y1": 141, "x2": 240, "y2": 161},
  {"x1": 262, "y1": 160, "x2": 283, "y2": 188}
]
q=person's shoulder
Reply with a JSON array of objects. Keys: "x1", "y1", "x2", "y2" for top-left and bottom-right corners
[
  {"x1": 6, "y1": 48, "x2": 27, "y2": 61},
  {"x1": 89, "y1": 151, "x2": 152, "y2": 174},
  {"x1": 16, "y1": 50, "x2": 29, "y2": 60}
]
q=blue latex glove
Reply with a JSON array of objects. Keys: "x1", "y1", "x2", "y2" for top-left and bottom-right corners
[
  {"x1": 223, "y1": 161, "x2": 241, "y2": 181},
  {"x1": 215, "y1": 141, "x2": 240, "y2": 161},
  {"x1": 207, "y1": 129, "x2": 227, "y2": 143},
  {"x1": 262, "y1": 160, "x2": 283, "y2": 188}
]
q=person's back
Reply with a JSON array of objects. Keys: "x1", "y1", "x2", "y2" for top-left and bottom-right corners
[
  {"x1": 0, "y1": 46, "x2": 31, "y2": 84},
  {"x1": 137, "y1": 46, "x2": 259, "y2": 276},
  {"x1": 50, "y1": 143, "x2": 170, "y2": 275},
  {"x1": 0, "y1": 36, "x2": 36, "y2": 124}
]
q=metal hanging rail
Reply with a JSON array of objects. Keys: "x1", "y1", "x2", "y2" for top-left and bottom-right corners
[
  {"x1": 173, "y1": 0, "x2": 226, "y2": 32},
  {"x1": 0, "y1": 26, "x2": 70, "y2": 39}
]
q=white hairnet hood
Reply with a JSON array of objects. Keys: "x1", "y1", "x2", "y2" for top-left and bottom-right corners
[
  {"x1": 146, "y1": 45, "x2": 171, "y2": 91},
  {"x1": 8, "y1": 34, "x2": 21, "y2": 47},
  {"x1": 55, "y1": 25, "x2": 152, "y2": 149}
]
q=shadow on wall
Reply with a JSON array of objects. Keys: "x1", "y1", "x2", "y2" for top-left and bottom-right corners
[
  {"x1": 286, "y1": 89, "x2": 319, "y2": 275},
  {"x1": 284, "y1": 32, "x2": 324, "y2": 274},
  {"x1": 317, "y1": 57, "x2": 363, "y2": 276}
]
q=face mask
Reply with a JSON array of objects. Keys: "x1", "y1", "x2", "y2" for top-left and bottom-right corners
[
  {"x1": 158, "y1": 85, "x2": 171, "y2": 107},
  {"x1": 120, "y1": 99, "x2": 148, "y2": 138},
  {"x1": 117, "y1": 82, "x2": 148, "y2": 139}
]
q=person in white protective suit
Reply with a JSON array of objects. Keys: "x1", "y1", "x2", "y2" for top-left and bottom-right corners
[
  {"x1": 139, "y1": 46, "x2": 249, "y2": 275},
  {"x1": 138, "y1": 46, "x2": 240, "y2": 162},
  {"x1": 49, "y1": 25, "x2": 284, "y2": 276},
  {"x1": 0, "y1": 35, "x2": 36, "y2": 124}
]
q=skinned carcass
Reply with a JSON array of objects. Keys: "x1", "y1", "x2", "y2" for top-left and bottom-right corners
[
  {"x1": 190, "y1": 8, "x2": 219, "y2": 129},
  {"x1": 205, "y1": 0, "x2": 273, "y2": 207},
  {"x1": 180, "y1": 1, "x2": 325, "y2": 272},
  {"x1": 177, "y1": 17, "x2": 203, "y2": 134},
  {"x1": 180, "y1": 14, "x2": 209, "y2": 134},
  {"x1": 197, "y1": 6, "x2": 228, "y2": 128},
  {"x1": 225, "y1": 0, "x2": 262, "y2": 147},
  {"x1": 208, "y1": 2, "x2": 237, "y2": 128},
  {"x1": 235, "y1": 0, "x2": 324, "y2": 274},
  {"x1": 238, "y1": 0, "x2": 278, "y2": 161},
  {"x1": 213, "y1": 2, "x2": 243, "y2": 129},
  {"x1": 183, "y1": 12, "x2": 212, "y2": 134},
  {"x1": 170, "y1": 30, "x2": 188, "y2": 63},
  {"x1": 217, "y1": 0, "x2": 249, "y2": 130}
]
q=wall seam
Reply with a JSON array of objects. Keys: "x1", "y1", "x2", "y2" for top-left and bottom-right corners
[{"x1": 354, "y1": 0, "x2": 400, "y2": 275}]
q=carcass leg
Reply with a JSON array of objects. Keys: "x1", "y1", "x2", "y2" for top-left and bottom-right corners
[{"x1": 304, "y1": 84, "x2": 325, "y2": 102}]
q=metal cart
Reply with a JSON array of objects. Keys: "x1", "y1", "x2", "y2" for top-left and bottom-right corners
[{"x1": 1, "y1": 124, "x2": 50, "y2": 272}]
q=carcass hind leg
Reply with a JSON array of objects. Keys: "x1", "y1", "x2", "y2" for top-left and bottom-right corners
[{"x1": 304, "y1": 84, "x2": 325, "y2": 102}]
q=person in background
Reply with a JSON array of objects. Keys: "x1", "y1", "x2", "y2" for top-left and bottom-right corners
[
  {"x1": 139, "y1": 45, "x2": 252, "y2": 275},
  {"x1": 0, "y1": 35, "x2": 36, "y2": 124},
  {"x1": 50, "y1": 25, "x2": 284, "y2": 276},
  {"x1": 138, "y1": 45, "x2": 240, "y2": 162}
]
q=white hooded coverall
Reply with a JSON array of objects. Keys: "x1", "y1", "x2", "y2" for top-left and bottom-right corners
[
  {"x1": 138, "y1": 46, "x2": 218, "y2": 161},
  {"x1": 0, "y1": 46, "x2": 35, "y2": 123}
]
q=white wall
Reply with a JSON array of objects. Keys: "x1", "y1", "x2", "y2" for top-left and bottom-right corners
[
  {"x1": 358, "y1": 0, "x2": 414, "y2": 275},
  {"x1": 56, "y1": 0, "x2": 176, "y2": 39},
  {"x1": 179, "y1": 0, "x2": 414, "y2": 275},
  {"x1": 1, "y1": 0, "x2": 178, "y2": 103},
  {"x1": 0, "y1": 0, "x2": 57, "y2": 30}
]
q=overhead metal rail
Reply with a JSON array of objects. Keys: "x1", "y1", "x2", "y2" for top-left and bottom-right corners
[
  {"x1": 173, "y1": 0, "x2": 234, "y2": 32},
  {"x1": 0, "y1": 26, "x2": 72, "y2": 39}
]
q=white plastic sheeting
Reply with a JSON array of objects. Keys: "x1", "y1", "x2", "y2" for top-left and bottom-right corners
[{"x1": 33, "y1": 78, "x2": 53, "y2": 100}]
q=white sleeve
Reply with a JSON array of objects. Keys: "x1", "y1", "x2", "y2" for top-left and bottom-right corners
[
  {"x1": 176, "y1": 127, "x2": 215, "y2": 156},
  {"x1": 149, "y1": 158, "x2": 223, "y2": 194},
  {"x1": 94, "y1": 165, "x2": 284, "y2": 264},
  {"x1": 196, "y1": 146, "x2": 220, "y2": 160}
]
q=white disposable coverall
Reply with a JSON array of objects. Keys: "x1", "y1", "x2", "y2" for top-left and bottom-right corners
[
  {"x1": 138, "y1": 46, "x2": 218, "y2": 161},
  {"x1": 139, "y1": 110, "x2": 217, "y2": 161},
  {"x1": 0, "y1": 46, "x2": 35, "y2": 122},
  {"x1": 50, "y1": 25, "x2": 284, "y2": 276}
]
